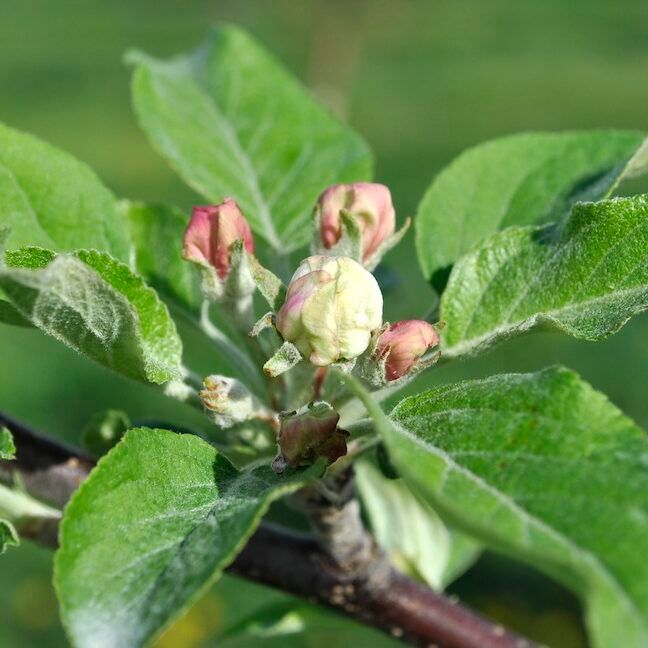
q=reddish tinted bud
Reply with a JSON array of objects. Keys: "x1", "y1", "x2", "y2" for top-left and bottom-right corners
[
  {"x1": 277, "y1": 402, "x2": 348, "y2": 468},
  {"x1": 317, "y1": 183, "x2": 396, "y2": 262},
  {"x1": 376, "y1": 320, "x2": 439, "y2": 381},
  {"x1": 183, "y1": 198, "x2": 254, "y2": 279}
]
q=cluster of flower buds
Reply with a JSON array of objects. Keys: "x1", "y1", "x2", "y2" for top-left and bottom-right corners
[
  {"x1": 184, "y1": 182, "x2": 441, "y2": 471},
  {"x1": 183, "y1": 198, "x2": 256, "y2": 306}
]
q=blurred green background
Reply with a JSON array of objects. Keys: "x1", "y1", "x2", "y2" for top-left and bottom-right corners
[{"x1": 2, "y1": 0, "x2": 648, "y2": 646}]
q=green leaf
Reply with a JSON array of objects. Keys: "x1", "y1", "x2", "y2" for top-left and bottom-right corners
[
  {"x1": 129, "y1": 25, "x2": 373, "y2": 252},
  {"x1": 416, "y1": 131, "x2": 646, "y2": 290},
  {"x1": 0, "y1": 299, "x2": 32, "y2": 326},
  {"x1": 381, "y1": 367, "x2": 648, "y2": 648},
  {"x1": 0, "y1": 427, "x2": 15, "y2": 460},
  {"x1": 355, "y1": 459, "x2": 479, "y2": 589},
  {"x1": 0, "y1": 520, "x2": 18, "y2": 554},
  {"x1": 55, "y1": 427, "x2": 323, "y2": 648},
  {"x1": 0, "y1": 477, "x2": 61, "y2": 555},
  {"x1": 0, "y1": 122, "x2": 129, "y2": 261},
  {"x1": 0, "y1": 248, "x2": 183, "y2": 384},
  {"x1": 441, "y1": 195, "x2": 648, "y2": 359},
  {"x1": 121, "y1": 200, "x2": 201, "y2": 312}
]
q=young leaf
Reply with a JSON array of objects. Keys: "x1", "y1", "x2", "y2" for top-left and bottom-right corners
[
  {"x1": 121, "y1": 200, "x2": 202, "y2": 312},
  {"x1": 0, "y1": 427, "x2": 15, "y2": 460},
  {"x1": 0, "y1": 427, "x2": 18, "y2": 551},
  {"x1": 376, "y1": 368, "x2": 648, "y2": 648},
  {"x1": 416, "y1": 131, "x2": 646, "y2": 290},
  {"x1": 0, "y1": 122, "x2": 129, "y2": 261},
  {"x1": 0, "y1": 248, "x2": 183, "y2": 384},
  {"x1": 55, "y1": 428, "x2": 323, "y2": 648},
  {"x1": 441, "y1": 195, "x2": 648, "y2": 359},
  {"x1": 0, "y1": 482, "x2": 61, "y2": 544},
  {"x1": 128, "y1": 25, "x2": 373, "y2": 252},
  {"x1": 0, "y1": 520, "x2": 18, "y2": 554},
  {"x1": 355, "y1": 459, "x2": 480, "y2": 590}
]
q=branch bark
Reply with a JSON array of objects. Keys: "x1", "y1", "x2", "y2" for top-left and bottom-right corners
[{"x1": 0, "y1": 413, "x2": 535, "y2": 648}]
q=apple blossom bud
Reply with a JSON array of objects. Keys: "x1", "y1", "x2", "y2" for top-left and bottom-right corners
[
  {"x1": 276, "y1": 402, "x2": 348, "y2": 470},
  {"x1": 183, "y1": 198, "x2": 254, "y2": 280},
  {"x1": 276, "y1": 256, "x2": 383, "y2": 366},
  {"x1": 316, "y1": 183, "x2": 395, "y2": 263},
  {"x1": 200, "y1": 375, "x2": 273, "y2": 429},
  {"x1": 376, "y1": 320, "x2": 439, "y2": 381}
]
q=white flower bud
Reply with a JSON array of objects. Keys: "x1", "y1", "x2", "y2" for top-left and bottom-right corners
[{"x1": 276, "y1": 256, "x2": 383, "y2": 366}]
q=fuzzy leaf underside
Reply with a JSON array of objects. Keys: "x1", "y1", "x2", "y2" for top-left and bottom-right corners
[
  {"x1": 0, "y1": 248, "x2": 183, "y2": 384},
  {"x1": 355, "y1": 459, "x2": 480, "y2": 590},
  {"x1": 441, "y1": 195, "x2": 648, "y2": 358}
]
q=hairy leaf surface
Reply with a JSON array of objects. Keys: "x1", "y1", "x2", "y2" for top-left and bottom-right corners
[
  {"x1": 55, "y1": 428, "x2": 322, "y2": 648},
  {"x1": 416, "y1": 131, "x2": 646, "y2": 289},
  {"x1": 376, "y1": 368, "x2": 648, "y2": 648},
  {"x1": 0, "y1": 248, "x2": 182, "y2": 384},
  {"x1": 441, "y1": 196, "x2": 648, "y2": 358},
  {"x1": 0, "y1": 428, "x2": 18, "y2": 554},
  {"x1": 129, "y1": 26, "x2": 373, "y2": 252}
]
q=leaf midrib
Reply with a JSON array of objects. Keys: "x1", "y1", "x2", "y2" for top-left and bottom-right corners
[
  {"x1": 187, "y1": 52, "x2": 282, "y2": 250},
  {"x1": 83, "y1": 470, "x2": 309, "y2": 646}
]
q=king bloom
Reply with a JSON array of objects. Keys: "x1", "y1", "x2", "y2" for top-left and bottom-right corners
[{"x1": 276, "y1": 255, "x2": 383, "y2": 366}]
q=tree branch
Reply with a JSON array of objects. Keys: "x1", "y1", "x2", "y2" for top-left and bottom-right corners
[
  {"x1": 0, "y1": 413, "x2": 535, "y2": 648},
  {"x1": 235, "y1": 524, "x2": 532, "y2": 648},
  {"x1": 0, "y1": 412, "x2": 94, "y2": 509}
]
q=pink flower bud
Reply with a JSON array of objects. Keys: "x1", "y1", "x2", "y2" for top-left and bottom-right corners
[
  {"x1": 317, "y1": 183, "x2": 396, "y2": 262},
  {"x1": 183, "y1": 198, "x2": 254, "y2": 279},
  {"x1": 376, "y1": 320, "x2": 439, "y2": 381},
  {"x1": 278, "y1": 403, "x2": 348, "y2": 468}
]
